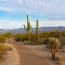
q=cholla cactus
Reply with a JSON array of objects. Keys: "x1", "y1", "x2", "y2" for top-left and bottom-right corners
[
  {"x1": 24, "y1": 14, "x2": 31, "y2": 41},
  {"x1": 48, "y1": 37, "x2": 60, "y2": 59},
  {"x1": 36, "y1": 19, "x2": 39, "y2": 41}
]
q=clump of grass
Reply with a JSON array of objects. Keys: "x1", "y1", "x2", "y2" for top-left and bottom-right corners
[{"x1": 0, "y1": 44, "x2": 8, "y2": 59}]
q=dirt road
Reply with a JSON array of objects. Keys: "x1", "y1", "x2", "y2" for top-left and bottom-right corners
[{"x1": 15, "y1": 44, "x2": 49, "y2": 65}]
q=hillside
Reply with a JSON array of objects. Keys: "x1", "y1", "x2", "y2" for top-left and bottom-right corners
[{"x1": 0, "y1": 26, "x2": 65, "y2": 34}]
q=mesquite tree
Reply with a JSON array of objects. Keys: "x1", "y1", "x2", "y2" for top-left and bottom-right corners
[
  {"x1": 36, "y1": 19, "x2": 39, "y2": 41},
  {"x1": 24, "y1": 14, "x2": 31, "y2": 41},
  {"x1": 48, "y1": 37, "x2": 60, "y2": 60}
]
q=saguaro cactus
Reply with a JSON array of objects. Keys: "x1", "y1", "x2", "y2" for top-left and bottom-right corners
[
  {"x1": 24, "y1": 14, "x2": 31, "y2": 41},
  {"x1": 36, "y1": 19, "x2": 39, "y2": 41}
]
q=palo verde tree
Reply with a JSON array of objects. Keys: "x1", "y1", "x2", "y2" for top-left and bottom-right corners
[
  {"x1": 48, "y1": 37, "x2": 60, "y2": 60},
  {"x1": 24, "y1": 14, "x2": 31, "y2": 41},
  {"x1": 36, "y1": 19, "x2": 39, "y2": 41}
]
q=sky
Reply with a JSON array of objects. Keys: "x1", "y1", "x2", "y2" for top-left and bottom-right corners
[{"x1": 0, "y1": 0, "x2": 65, "y2": 29}]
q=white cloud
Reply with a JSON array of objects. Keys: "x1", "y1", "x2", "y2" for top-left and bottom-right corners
[
  {"x1": 31, "y1": 20, "x2": 65, "y2": 27},
  {"x1": 0, "y1": 0, "x2": 65, "y2": 16},
  {"x1": 0, "y1": 0, "x2": 65, "y2": 14},
  {"x1": 0, "y1": 20, "x2": 25, "y2": 29},
  {"x1": 39, "y1": 20, "x2": 65, "y2": 27},
  {"x1": 0, "y1": 6, "x2": 14, "y2": 12},
  {"x1": 0, "y1": 0, "x2": 60, "y2": 13}
]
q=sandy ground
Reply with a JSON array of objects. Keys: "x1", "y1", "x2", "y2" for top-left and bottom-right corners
[
  {"x1": 5, "y1": 39, "x2": 65, "y2": 65},
  {"x1": 25, "y1": 45, "x2": 65, "y2": 65},
  {"x1": 0, "y1": 44, "x2": 20, "y2": 65},
  {"x1": 15, "y1": 44, "x2": 49, "y2": 65}
]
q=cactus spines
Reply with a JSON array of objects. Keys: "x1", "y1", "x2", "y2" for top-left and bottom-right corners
[
  {"x1": 24, "y1": 14, "x2": 31, "y2": 41},
  {"x1": 48, "y1": 37, "x2": 60, "y2": 59},
  {"x1": 36, "y1": 19, "x2": 39, "y2": 41}
]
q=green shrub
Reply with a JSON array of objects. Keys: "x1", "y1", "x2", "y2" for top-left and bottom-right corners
[
  {"x1": 23, "y1": 34, "x2": 28, "y2": 41},
  {"x1": 15, "y1": 34, "x2": 28, "y2": 41},
  {"x1": 40, "y1": 38, "x2": 49, "y2": 44},
  {"x1": 0, "y1": 44, "x2": 8, "y2": 59},
  {"x1": 4, "y1": 32, "x2": 12, "y2": 38},
  {"x1": 15, "y1": 34, "x2": 24, "y2": 41},
  {"x1": 24, "y1": 41, "x2": 32, "y2": 45},
  {"x1": 40, "y1": 32, "x2": 49, "y2": 38},
  {"x1": 30, "y1": 33, "x2": 36, "y2": 41},
  {"x1": 0, "y1": 35, "x2": 6, "y2": 43}
]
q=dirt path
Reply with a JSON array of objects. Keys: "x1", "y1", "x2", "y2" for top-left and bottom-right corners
[{"x1": 14, "y1": 44, "x2": 49, "y2": 65}]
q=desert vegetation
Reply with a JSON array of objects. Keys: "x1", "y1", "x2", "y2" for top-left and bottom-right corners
[
  {"x1": 0, "y1": 44, "x2": 8, "y2": 59},
  {"x1": 14, "y1": 15, "x2": 65, "y2": 65},
  {"x1": 36, "y1": 19, "x2": 39, "y2": 41},
  {"x1": 24, "y1": 14, "x2": 31, "y2": 41},
  {"x1": 0, "y1": 35, "x2": 6, "y2": 43},
  {"x1": 47, "y1": 37, "x2": 60, "y2": 60},
  {"x1": 0, "y1": 15, "x2": 65, "y2": 65}
]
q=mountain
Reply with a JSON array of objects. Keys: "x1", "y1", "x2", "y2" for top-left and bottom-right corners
[{"x1": 0, "y1": 26, "x2": 65, "y2": 34}]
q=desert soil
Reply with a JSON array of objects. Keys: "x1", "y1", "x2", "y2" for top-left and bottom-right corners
[
  {"x1": 6, "y1": 39, "x2": 65, "y2": 65},
  {"x1": 15, "y1": 43, "x2": 49, "y2": 65}
]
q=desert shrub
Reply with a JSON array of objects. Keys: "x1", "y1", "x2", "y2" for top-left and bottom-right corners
[
  {"x1": 4, "y1": 32, "x2": 12, "y2": 38},
  {"x1": 35, "y1": 38, "x2": 53, "y2": 45},
  {"x1": 15, "y1": 34, "x2": 28, "y2": 42},
  {"x1": 36, "y1": 38, "x2": 48, "y2": 44},
  {"x1": 42, "y1": 38, "x2": 49, "y2": 44},
  {"x1": 23, "y1": 34, "x2": 28, "y2": 41},
  {"x1": 30, "y1": 33, "x2": 36, "y2": 41},
  {"x1": 48, "y1": 31, "x2": 61, "y2": 38},
  {"x1": 24, "y1": 41, "x2": 32, "y2": 45},
  {"x1": 0, "y1": 35, "x2": 6, "y2": 43},
  {"x1": 61, "y1": 31, "x2": 65, "y2": 37},
  {"x1": 15, "y1": 34, "x2": 24, "y2": 41},
  {"x1": 40, "y1": 32, "x2": 49, "y2": 38},
  {"x1": 0, "y1": 44, "x2": 8, "y2": 59}
]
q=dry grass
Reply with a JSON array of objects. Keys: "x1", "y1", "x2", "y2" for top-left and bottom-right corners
[{"x1": 0, "y1": 44, "x2": 8, "y2": 59}]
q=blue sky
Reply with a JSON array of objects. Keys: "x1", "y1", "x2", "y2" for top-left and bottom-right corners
[{"x1": 0, "y1": 0, "x2": 65, "y2": 29}]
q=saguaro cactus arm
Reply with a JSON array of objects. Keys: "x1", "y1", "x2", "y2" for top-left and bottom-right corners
[{"x1": 24, "y1": 24, "x2": 26, "y2": 31}]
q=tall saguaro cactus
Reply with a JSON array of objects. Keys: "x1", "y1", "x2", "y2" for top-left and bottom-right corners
[
  {"x1": 36, "y1": 19, "x2": 39, "y2": 41},
  {"x1": 24, "y1": 14, "x2": 31, "y2": 41}
]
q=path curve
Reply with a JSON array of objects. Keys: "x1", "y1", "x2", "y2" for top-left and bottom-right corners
[{"x1": 15, "y1": 43, "x2": 49, "y2": 65}]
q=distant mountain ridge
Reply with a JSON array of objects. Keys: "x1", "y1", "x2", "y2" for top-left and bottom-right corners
[{"x1": 0, "y1": 26, "x2": 65, "y2": 34}]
